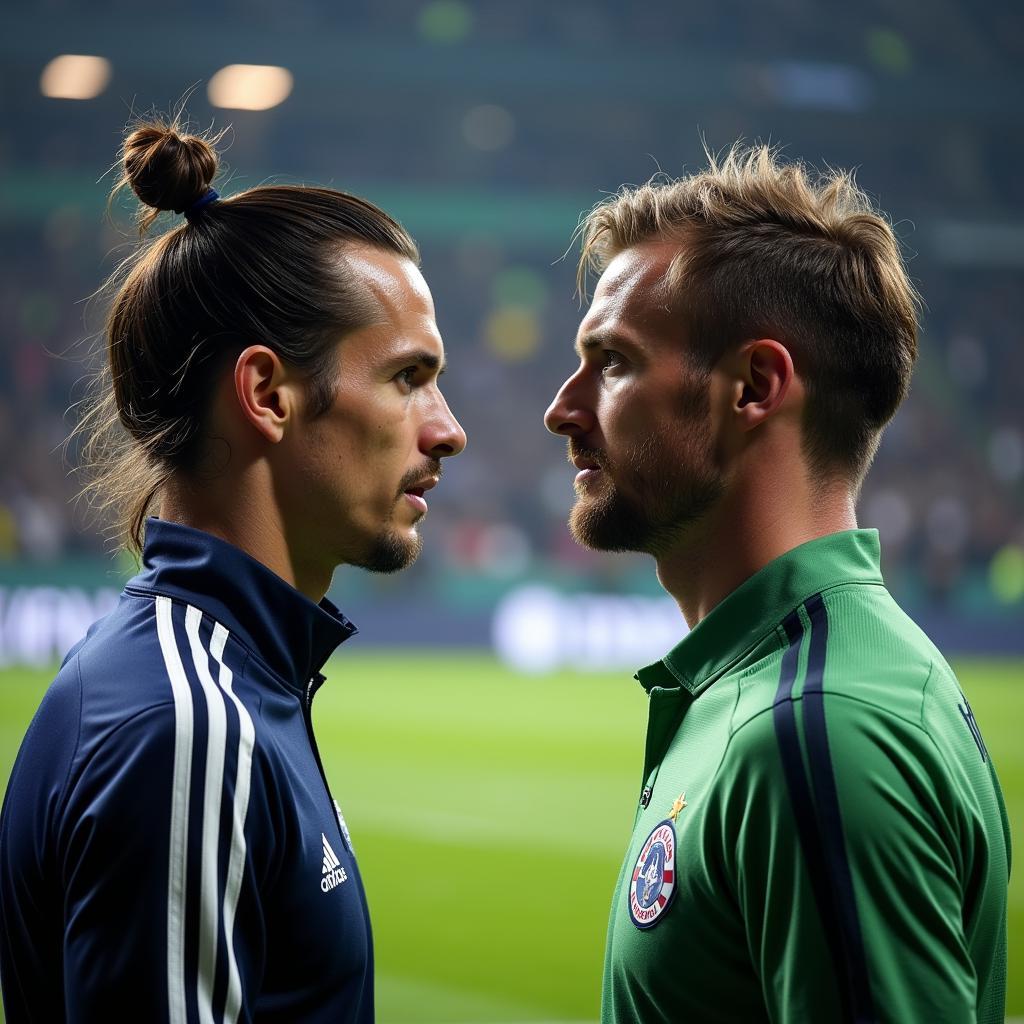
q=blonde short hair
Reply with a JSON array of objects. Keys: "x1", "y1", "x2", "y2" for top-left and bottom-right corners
[{"x1": 577, "y1": 143, "x2": 920, "y2": 484}]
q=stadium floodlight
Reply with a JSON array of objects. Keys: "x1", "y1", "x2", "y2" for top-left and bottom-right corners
[
  {"x1": 40, "y1": 55, "x2": 112, "y2": 100},
  {"x1": 207, "y1": 65, "x2": 293, "y2": 111}
]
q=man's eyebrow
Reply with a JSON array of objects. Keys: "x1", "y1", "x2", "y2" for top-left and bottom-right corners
[
  {"x1": 396, "y1": 349, "x2": 447, "y2": 374},
  {"x1": 574, "y1": 329, "x2": 634, "y2": 358}
]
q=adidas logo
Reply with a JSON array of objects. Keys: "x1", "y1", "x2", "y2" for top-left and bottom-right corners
[{"x1": 320, "y1": 833, "x2": 348, "y2": 893}]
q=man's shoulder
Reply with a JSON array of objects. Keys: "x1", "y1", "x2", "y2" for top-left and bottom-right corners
[
  {"x1": 11, "y1": 597, "x2": 177, "y2": 818},
  {"x1": 63, "y1": 588, "x2": 173, "y2": 718},
  {"x1": 717, "y1": 582, "x2": 996, "y2": 818},
  {"x1": 811, "y1": 583, "x2": 943, "y2": 729},
  {"x1": 725, "y1": 583, "x2": 935, "y2": 727},
  {"x1": 7, "y1": 593, "x2": 158, "y2": 783},
  {"x1": 7, "y1": 589, "x2": 278, "y2": 831},
  {"x1": 819, "y1": 580, "x2": 941, "y2": 674},
  {"x1": 40, "y1": 589, "x2": 268, "y2": 784},
  {"x1": 72, "y1": 587, "x2": 262, "y2": 710},
  {"x1": 812, "y1": 583, "x2": 988, "y2": 769}
]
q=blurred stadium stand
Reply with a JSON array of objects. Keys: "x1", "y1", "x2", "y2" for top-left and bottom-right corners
[{"x1": 1, "y1": 0, "x2": 1022, "y2": 665}]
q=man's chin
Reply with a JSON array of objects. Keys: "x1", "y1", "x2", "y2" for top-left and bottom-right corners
[
  {"x1": 569, "y1": 494, "x2": 655, "y2": 554},
  {"x1": 569, "y1": 474, "x2": 722, "y2": 556},
  {"x1": 354, "y1": 529, "x2": 423, "y2": 574}
]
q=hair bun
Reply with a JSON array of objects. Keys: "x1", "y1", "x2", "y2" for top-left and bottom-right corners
[{"x1": 121, "y1": 121, "x2": 219, "y2": 223}]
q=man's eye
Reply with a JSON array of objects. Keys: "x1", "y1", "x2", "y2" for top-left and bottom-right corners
[
  {"x1": 602, "y1": 350, "x2": 623, "y2": 371},
  {"x1": 396, "y1": 367, "x2": 418, "y2": 390}
]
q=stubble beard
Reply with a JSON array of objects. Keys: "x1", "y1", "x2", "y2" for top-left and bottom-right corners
[
  {"x1": 568, "y1": 411, "x2": 723, "y2": 557},
  {"x1": 358, "y1": 528, "x2": 423, "y2": 574},
  {"x1": 354, "y1": 459, "x2": 439, "y2": 574}
]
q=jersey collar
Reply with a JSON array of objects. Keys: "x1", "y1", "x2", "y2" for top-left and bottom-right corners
[
  {"x1": 129, "y1": 517, "x2": 358, "y2": 689},
  {"x1": 635, "y1": 529, "x2": 883, "y2": 696}
]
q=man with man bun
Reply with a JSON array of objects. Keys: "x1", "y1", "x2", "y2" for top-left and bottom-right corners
[
  {"x1": 0, "y1": 119, "x2": 465, "y2": 1023},
  {"x1": 544, "y1": 144, "x2": 1009, "y2": 1023}
]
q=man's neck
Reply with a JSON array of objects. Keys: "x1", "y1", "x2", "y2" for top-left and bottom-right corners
[
  {"x1": 158, "y1": 469, "x2": 332, "y2": 603},
  {"x1": 654, "y1": 468, "x2": 858, "y2": 629}
]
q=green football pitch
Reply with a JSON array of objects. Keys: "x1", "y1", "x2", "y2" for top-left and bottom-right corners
[{"x1": 0, "y1": 653, "x2": 1020, "y2": 1022}]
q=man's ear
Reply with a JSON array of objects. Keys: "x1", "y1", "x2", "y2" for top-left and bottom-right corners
[
  {"x1": 233, "y1": 346, "x2": 297, "y2": 444},
  {"x1": 731, "y1": 339, "x2": 796, "y2": 431}
]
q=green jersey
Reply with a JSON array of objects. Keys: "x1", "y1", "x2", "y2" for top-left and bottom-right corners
[{"x1": 603, "y1": 530, "x2": 1009, "y2": 1024}]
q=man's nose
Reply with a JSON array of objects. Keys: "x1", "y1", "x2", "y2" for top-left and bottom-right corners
[
  {"x1": 424, "y1": 393, "x2": 467, "y2": 458},
  {"x1": 544, "y1": 375, "x2": 594, "y2": 437}
]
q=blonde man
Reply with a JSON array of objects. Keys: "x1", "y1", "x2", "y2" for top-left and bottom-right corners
[{"x1": 545, "y1": 146, "x2": 1008, "y2": 1023}]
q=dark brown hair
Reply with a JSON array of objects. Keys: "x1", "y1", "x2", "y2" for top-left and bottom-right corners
[
  {"x1": 577, "y1": 143, "x2": 920, "y2": 486},
  {"x1": 77, "y1": 116, "x2": 419, "y2": 554}
]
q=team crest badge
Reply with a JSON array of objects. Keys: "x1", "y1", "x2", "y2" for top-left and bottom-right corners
[
  {"x1": 334, "y1": 799, "x2": 354, "y2": 853},
  {"x1": 628, "y1": 819, "x2": 677, "y2": 929}
]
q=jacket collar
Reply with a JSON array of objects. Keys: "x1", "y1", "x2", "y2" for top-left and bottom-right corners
[
  {"x1": 636, "y1": 529, "x2": 883, "y2": 696},
  {"x1": 128, "y1": 517, "x2": 358, "y2": 689}
]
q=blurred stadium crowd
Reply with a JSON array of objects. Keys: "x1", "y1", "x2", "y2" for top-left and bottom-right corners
[{"x1": 1, "y1": 0, "x2": 1022, "y2": 623}]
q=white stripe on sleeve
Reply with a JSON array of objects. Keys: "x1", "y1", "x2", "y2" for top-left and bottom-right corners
[
  {"x1": 185, "y1": 605, "x2": 230, "y2": 1024},
  {"x1": 209, "y1": 621, "x2": 256, "y2": 1024},
  {"x1": 155, "y1": 596, "x2": 194, "y2": 1024}
]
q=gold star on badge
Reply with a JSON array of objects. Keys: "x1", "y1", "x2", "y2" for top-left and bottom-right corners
[{"x1": 668, "y1": 792, "x2": 688, "y2": 822}]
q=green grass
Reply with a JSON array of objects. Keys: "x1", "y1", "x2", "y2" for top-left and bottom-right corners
[{"x1": 0, "y1": 654, "x2": 1020, "y2": 1021}]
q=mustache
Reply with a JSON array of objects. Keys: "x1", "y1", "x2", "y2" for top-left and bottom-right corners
[
  {"x1": 567, "y1": 441, "x2": 611, "y2": 471},
  {"x1": 396, "y1": 459, "x2": 443, "y2": 498}
]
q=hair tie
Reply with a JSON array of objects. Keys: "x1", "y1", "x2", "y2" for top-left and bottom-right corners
[{"x1": 184, "y1": 188, "x2": 219, "y2": 222}]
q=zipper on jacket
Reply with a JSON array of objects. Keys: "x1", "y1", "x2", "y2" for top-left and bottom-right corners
[{"x1": 302, "y1": 672, "x2": 353, "y2": 853}]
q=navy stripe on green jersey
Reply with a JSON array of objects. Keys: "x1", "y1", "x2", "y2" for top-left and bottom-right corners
[
  {"x1": 771, "y1": 611, "x2": 850, "y2": 1015},
  {"x1": 802, "y1": 594, "x2": 876, "y2": 1022},
  {"x1": 772, "y1": 596, "x2": 876, "y2": 1024}
]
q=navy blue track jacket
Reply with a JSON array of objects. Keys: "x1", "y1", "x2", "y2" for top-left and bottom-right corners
[{"x1": 0, "y1": 518, "x2": 373, "y2": 1022}]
